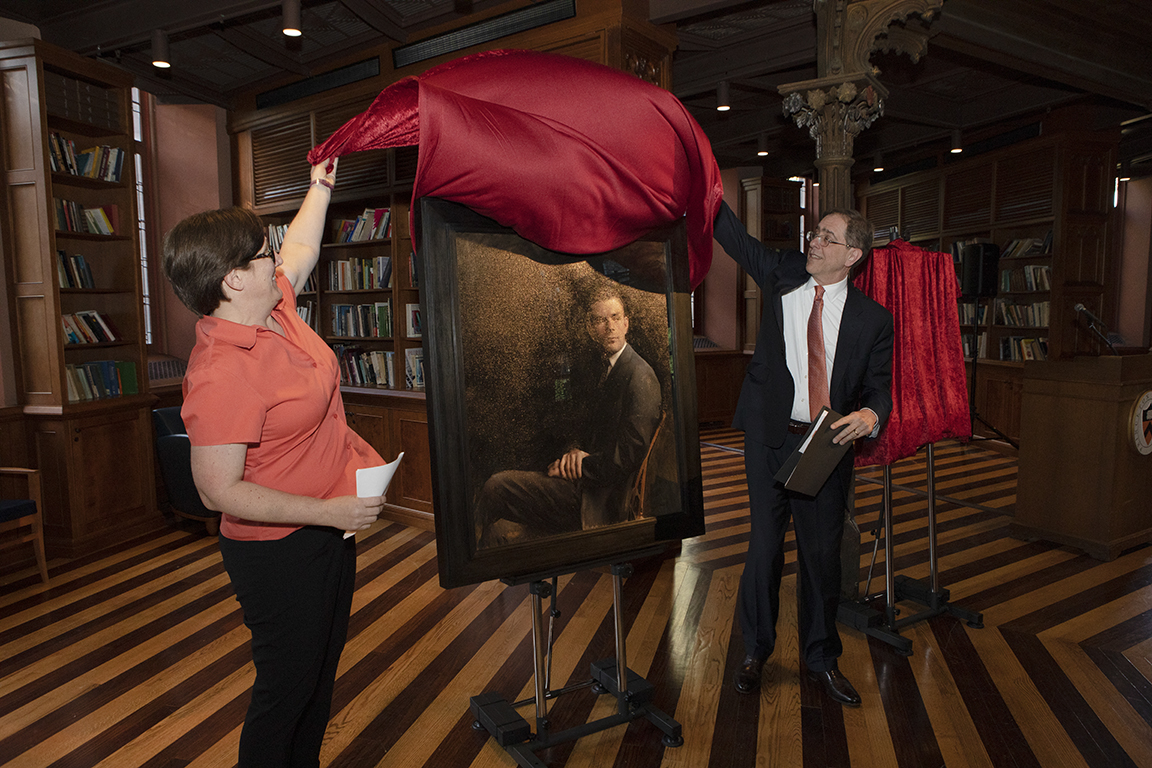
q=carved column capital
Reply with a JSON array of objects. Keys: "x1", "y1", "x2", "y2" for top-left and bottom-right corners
[
  {"x1": 815, "y1": 0, "x2": 943, "y2": 78},
  {"x1": 781, "y1": 77, "x2": 886, "y2": 153}
]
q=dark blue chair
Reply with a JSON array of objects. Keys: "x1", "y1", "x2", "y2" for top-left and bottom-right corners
[
  {"x1": 0, "y1": 467, "x2": 48, "y2": 583},
  {"x1": 153, "y1": 407, "x2": 220, "y2": 535}
]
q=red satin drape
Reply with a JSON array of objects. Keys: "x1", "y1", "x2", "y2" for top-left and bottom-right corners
[
  {"x1": 853, "y1": 241, "x2": 972, "y2": 467},
  {"x1": 307, "y1": 50, "x2": 723, "y2": 288}
]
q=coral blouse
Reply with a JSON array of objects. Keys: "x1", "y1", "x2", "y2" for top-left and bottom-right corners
[{"x1": 181, "y1": 273, "x2": 381, "y2": 541}]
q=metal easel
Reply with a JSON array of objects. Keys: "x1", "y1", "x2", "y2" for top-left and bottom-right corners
[
  {"x1": 470, "y1": 548, "x2": 682, "y2": 767},
  {"x1": 837, "y1": 231, "x2": 985, "y2": 654}
]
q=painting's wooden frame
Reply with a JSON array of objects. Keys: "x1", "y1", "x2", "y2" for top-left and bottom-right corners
[{"x1": 418, "y1": 198, "x2": 704, "y2": 588}]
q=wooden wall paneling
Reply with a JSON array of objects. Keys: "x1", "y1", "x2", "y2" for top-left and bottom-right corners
[
  {"x1": 994, "y1": 144, "x2": 1055, "y2": 223},
  {"x1": 943, "y1": 163, "x2": 993, "y2": 232},
  {"x1": 389, "y1": 403, "x2": 434, "y2": 530},
  {"x1": 865, "y1": 187, "x2": 899, "y2": 234},
  {"x1": 900, "y1": 177, "x2": 941, "y2": 241}
]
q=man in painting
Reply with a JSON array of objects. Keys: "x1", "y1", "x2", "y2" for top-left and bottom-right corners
[{"x1": 475, "y1": 280, "x2": 662, "y2": 547}]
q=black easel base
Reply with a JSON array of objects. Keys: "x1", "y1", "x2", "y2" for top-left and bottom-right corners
[
  {"x1": 471, "y1": 660, "x2": 683, "y2": 768},
  {"x1": 838, "y1": 576, "x2": 984, "y2": 656}
]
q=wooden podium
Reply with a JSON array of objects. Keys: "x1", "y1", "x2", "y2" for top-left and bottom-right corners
[{"x1": 1015, "y1": 354, "x2": 1152, "y2": 560}]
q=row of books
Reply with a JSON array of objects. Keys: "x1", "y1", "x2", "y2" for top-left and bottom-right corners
[
  {"x1": 330, "y1": 208, "x2": 392, "y2": 243},
  {"x1": 994, "y1": 300, "x2": 1050, "y2": 328},
  {"x1": 297, "y1": 299, "x2": 316, "y2": 329},
  {"x1": 54, "y1": 198, "x2": 117, "y2": 235},
  {"x1": 406, "y1": 303, "x2": 422, "y2": 338},
  {"x1": 62, "y1": 310, "x2": 121, "y2": 345},
  {"x1": 405, "y1": 347, "x2": 425, "y2": 389},
  {"x1": 1000, "y1": 232, "x2": 1052, "y2": 259},
  {"x1": 1000, "y1": 264, "x2": 1052, "y2": 292},
  {"x1": 56, "y1": 249, "x2": 96, "y2": 289},
  {"x1": 958, "y1": 301, "x2": 990, "y2": 326},
  {"x1": 65, "y1": 360, "x2": 139, "y2": 402},
  {"x1": 1000, "y1": 336, "x2": 1048, "y2": 362},
  {"x1": 331, "y1": 300, "x2": 392, "y2": 338},
  {"x1": 267, "y1": 223, "x2": 288, "y2": 254},
  {"x1": 328, "y1": 256, "x2": 392, "y2": 290},
  {"x1": 333, "y1": 345, "x2": 395, "y2": 389},
  {"x1": 48, "y1": 131, "x2": 125, "y2": 182},
  {"x1": 961, "y1": 331, "x2": 987, "y2": 360}
]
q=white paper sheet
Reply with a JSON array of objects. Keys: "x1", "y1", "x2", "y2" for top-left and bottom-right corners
[{"x1": 345, "y1": 451, "x2": 404, "y2": 538}]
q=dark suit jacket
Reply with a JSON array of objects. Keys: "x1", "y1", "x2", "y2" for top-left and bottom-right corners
[
  {"x1": 713, "y1": 201, "x2": 893, "y2": 481},
  {"x1": 574, "y1": 342, "x2": 661, "y2": 527}
]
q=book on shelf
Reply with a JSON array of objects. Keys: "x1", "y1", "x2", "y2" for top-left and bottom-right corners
[
  {"x1": 54, "y1": 199, "x2": 118, "y2": 235},
  {"x1": 408, "y1": 251, "x2": 418, "y2": 288},
  {"x1": 327, "y1": 256, "x2": 393, "y2": 290},
  {"x1": 267, "y1": 223, "x2": 289, "y2": 254},
  {"x1": 296, "y1": 299, "x2": 315, "y2": 328},
  {"x1": 998, "y1": 335, "x2": 1048, "y2": 362},
  {"x1": 62, "y1": 310, "x2": 119, "y2": 344},
  {"x1": 55, "y1": 251, "x2": 95, "y2": 290},
  {"x1": 999, "y1": 234, "x2": 1050, "y2": 260},
  {"x1": 404, "y1": 347, "x2": 425, "y2": 388},
  {"x1": 377, "y1": 301, "x2": 392, "y2": 338},
  {"x1": 49, "y1": 132, "x2": 125, "y2": 181},
  {"x1": 406, "y1": 303, "x2": 422, "y2": 338},
  {"x1": 961, "y1": 331, "x2": 988, "y2": 359},
  {"x1": 332, "y1": 345, "x2": 393, "y2": 388},
  {"x1": 64, "y1": 360, "x2": 137, "y2": 401},
  {"x1": 329, "y1": 207, "x2": 392, "y2": 243}
]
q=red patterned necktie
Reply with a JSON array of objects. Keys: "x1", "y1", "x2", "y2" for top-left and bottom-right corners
[{"x1": 808, "y1": 284, "x2": 830, "y2": 421}]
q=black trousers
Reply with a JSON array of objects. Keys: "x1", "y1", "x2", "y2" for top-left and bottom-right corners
[
  {"x1": 737, "y1": 433, "x2": 847, "y2": 673},
  {"x1": 219, "y1": 526, "x2": 356, "y2": 768}
]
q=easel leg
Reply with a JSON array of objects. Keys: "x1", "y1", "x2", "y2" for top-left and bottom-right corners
[{"x1": 470, "y1": 557, "x2": 684, "y2": 764}]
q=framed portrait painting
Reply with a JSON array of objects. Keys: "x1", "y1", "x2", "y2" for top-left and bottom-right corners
[{"x1": 418, "y1": 198, "x2": 705, "y2": 588}]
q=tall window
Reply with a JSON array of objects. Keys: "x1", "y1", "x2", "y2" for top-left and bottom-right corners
[{"x1": 131, "y1": 88, "x2": 155, "y2": 345}]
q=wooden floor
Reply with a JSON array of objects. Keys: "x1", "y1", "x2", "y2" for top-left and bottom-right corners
[{"x1": 3, "y1": 429, "x2": 1151, "y2": 768}]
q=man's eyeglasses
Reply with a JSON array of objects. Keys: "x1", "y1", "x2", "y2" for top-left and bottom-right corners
[{"x1": 806, "y1": 231, "x2": 847, "y2": 248}]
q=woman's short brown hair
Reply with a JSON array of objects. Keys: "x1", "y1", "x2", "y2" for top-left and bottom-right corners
[{"x1": 161, "y1": 207, "x2": 265, "y2": 317}]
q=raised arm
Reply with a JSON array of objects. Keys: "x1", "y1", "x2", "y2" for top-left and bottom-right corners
[
  {"x1": 279, "y1": 159, "x2": 338, "y2": 296},
  {"x1": 712, "y1": 199, "x2": 792, "y2": 287}
]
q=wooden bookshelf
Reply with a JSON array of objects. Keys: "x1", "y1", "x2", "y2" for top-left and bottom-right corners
[
  {"x1": 860, "y1": 130, "x2": 1118, "y2": 442},
  {"x1": 0, "y1": 38, "x2": 158, "y2": 556}
]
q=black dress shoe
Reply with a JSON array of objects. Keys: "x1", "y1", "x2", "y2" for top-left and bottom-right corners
[
  {"x1": 807, "y1": 668, "x2": 861, "y2": 706},
  {"x1": 733, "y1": 653, "x2": 768, "y2": 695}
]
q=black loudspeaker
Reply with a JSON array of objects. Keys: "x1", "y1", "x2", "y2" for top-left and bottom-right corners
[{"x1": 958, "y1": 243, "x2": 1000, "y2": 298}]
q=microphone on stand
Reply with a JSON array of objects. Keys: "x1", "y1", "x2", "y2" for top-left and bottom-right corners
[
  {"x1": 1073, "y1": 303, "x2": 1119, "y2": 355},
  {"x1": 1073, "y1": 303, "x2": 1106, "y2": 327}
]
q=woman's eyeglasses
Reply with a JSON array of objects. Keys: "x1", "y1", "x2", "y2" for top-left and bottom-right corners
[{"x1": 248, "y1": 247, "x2": 274, "y2": 263}]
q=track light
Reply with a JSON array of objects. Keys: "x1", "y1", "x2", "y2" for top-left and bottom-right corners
[
  {"x1": 757, "y1": 133, "x2": 769, "y2": 157},
  {"x1": 873, "y1": 153, "x2": 884, "y2": 172},
  {"x1": 950, "y1": 129, "x2": 963, "y2": 154},
  {"x1": 716, "y1": 81, "x2": 730, "y2": 112},
  {"x1": 282, "y1": 0, "x2": 302, "y2": 37},
  {"x1": 151, "y1": 29, "x2": 170, "y2": 69}
]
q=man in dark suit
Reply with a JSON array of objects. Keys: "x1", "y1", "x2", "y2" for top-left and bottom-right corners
[
  {"x1": 713, "y1": 200, "x2": 893, "y2": 706},
  {"x1": 475, "y1": 282, "x2": 662, "y2": 546}
]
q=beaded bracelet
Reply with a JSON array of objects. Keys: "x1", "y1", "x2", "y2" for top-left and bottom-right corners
[{"x1": 311, "y1": 178, "x2": 334, "y2": 191}]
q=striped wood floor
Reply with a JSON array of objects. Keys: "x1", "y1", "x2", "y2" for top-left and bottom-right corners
[{"x1": 2, "y1": 429, "x2": 1151, "y2": 768}]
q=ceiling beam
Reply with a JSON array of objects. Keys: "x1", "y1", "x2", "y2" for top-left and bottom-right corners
[
  {"x1": 111, "y1": 58, "x2": 234, "y2": 108},
  {"x1": 38, "y1": 1, "x2": 282, "y2": 55},
  {"x1": 339, "y1": 0, "x2": 407, "y2": 43},
  {"x1": 933, "y1": 0, "x2": 1152, "y2": 110},
  {"x1": 672, "y1": 16, "x2": 816, "y2": 98},
  {"x1": 214, "y1": 26, "x2": 311, "y2": 76}
]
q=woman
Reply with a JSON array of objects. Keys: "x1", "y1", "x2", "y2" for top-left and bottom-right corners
[{"x1": 162, "y1": 159, "x2": 385, "y2": 767}]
